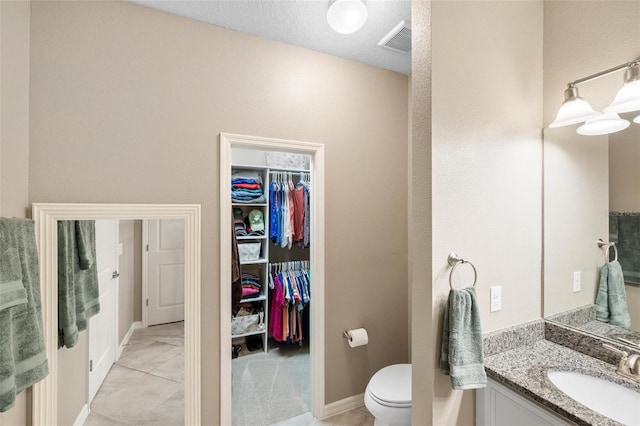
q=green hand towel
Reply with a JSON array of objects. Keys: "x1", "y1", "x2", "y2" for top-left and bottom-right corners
[
  {"x1": 0, "y1": 218, "x2": 49, "y2": 412},
  {"x1": 0, "y1": 248, "x2": 27, "y2": 311},
  {"x1": 610, "y1": 212, "x2": 640, "y2": 285},
  {"x1": 595, "y1": 260, "x2": 631, "y2": 329},
  {"x1": 440, "y1": 287, "x2": 487, "y2": 390},
  {"x1": 75, "y1": 220, "x2": 94, "y2": 270},
  {"x1": 58, "y1": 220, "x2": 100, "y2": 348}
]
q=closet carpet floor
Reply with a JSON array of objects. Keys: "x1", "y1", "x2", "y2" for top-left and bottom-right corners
[
  {"x1": 232, "y1": 340, "x2": 312, "y2": 425},
  {"x1": 84, "y1": 322, "x2": 184, "y2": 426}
]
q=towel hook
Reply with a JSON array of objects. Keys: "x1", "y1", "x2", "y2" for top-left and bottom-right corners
[
  {"x1": 597, "y1": 239, "x2": 618, "y2": 262},
  {"x1": 447, "y1": 252, "x2": 477, "y2": 290}
]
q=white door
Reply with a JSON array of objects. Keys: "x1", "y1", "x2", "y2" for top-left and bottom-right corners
[
  {"x1": 146, "y1": 219, "x2": 185, "y2": 325},
  {"x1": 88, "y1": 220, "x2": 118, "y2": 403}
]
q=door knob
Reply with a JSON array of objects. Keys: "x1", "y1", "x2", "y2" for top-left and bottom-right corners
[{"x1": 112, "y1": 271, "x2": 120, "y2": 279}]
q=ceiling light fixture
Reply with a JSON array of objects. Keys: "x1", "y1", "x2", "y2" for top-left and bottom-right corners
[
  {"x1": 550, "y1": 56, "x2": 640, "y2": 135},
  {"x1": 634, "y1": 115, "x2": 640, "y2": 124},
  {"x1": 326, "y1": 0, "x2": 368, "y2": 35}
]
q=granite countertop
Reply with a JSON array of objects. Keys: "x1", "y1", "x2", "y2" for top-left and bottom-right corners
[{"x1": 484, "y1": 339, "x2": 640, "y2": 426}]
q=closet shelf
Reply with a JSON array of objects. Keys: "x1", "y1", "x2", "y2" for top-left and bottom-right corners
[
  {"x1": 237, "y1": 235, "x2": 267, "y2": 241},
  {"x1": 232, "y1": 329, "x2": 266, "y2": 339},
  {"x1": 240, "y1": 258, "x2": 268, "y2": 265},
  {"x1": 232, "y1": 203, "x2": 268, "y2": 207},
  {"x1": 240, "y1": 295, "x2": 267, "y2": 303}
]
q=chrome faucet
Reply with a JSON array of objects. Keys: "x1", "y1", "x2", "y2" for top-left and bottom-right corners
[{"x1": 603, "y1": 343, "x2": 640, "y2": 383}]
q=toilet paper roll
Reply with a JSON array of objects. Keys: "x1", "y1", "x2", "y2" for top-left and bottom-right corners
[{"x1": 346, "y1": 328, "x2": 368, "y2": 348}]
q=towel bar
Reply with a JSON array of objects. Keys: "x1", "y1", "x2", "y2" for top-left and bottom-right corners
[
  {"x1": 447, "y1": 252, "x2": 477, "y2": 290},
  {"x1": 597, "y1": 239, "x2": 618, "y2": 262}
]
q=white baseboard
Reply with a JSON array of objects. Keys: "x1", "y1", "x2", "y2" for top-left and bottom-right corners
[
  {"x1": 72, "y1": 404, "x2": 89, "y2": 426},
  {"x1": 322, "y1": 393, "x2": 365, "y2": 419},
  {"x1": 116, "y1": 321, "x2": 142, "y2": 360}
]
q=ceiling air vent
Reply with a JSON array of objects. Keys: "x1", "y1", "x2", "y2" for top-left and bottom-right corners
[{"x1": 378, "y1": 20, "x2": 411, "y2": 54}]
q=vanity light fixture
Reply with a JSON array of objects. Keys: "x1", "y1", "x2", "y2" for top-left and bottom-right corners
[
  {"x1": 326, "y1": 0, "x2": 368, "y2": 35},
  {"x1": 603, "y1": 62, "x2": 640, "y2": 114},
  {"x1": 576, "y1": 113, "x2": 630, "y2": 136},
  {"x1": 550, "y1": 56, "x2": 640, "y2": 135},
  {"x1": 549, "y1": 86, "x2": 600, "y2": 128}
]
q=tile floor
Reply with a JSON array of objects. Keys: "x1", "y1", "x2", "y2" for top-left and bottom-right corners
[
  {"x1": 273, "y1": 407, "x2": 374, "y2": 426},
  {"x1": 83, "y1": 323, "x2": 373, "y2": 425},
  {"x1": 84, "y1": 321, "x2": 184, "y2": 426}
]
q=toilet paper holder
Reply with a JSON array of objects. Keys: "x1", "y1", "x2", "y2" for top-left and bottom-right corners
[{"x1": 342, "y1": 330, "x2": 351, "y2": 340}]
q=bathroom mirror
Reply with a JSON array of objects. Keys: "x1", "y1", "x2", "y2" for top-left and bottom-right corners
[
  {"x1": 543, "y1": 102, "x2": 640, "y2": 348},
  {"x1": 543, "y1": 123, "x2": 640, "y2": 348},
  {"x1": 31, "y1": 203, "x2": 202, "y2": 425},
  {"x1": 541, "y1": 1, "x2": 640, "y2": 350}
]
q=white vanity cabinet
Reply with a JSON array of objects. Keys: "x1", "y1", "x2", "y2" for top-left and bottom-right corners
[{"x1": 477, "y1": 378, "x2": 575, "y2": 426}]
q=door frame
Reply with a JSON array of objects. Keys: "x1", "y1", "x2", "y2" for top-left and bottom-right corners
[
  {"x1": 31, "y1": 203, "x2": 201, "y2": 426},
  {"x1": 219, "y1": 133, "x2": 326, "y2": 424}
]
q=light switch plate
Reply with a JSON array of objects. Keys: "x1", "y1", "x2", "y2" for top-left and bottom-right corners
[
  {"x1": 490, "y1": 286, "x2": 502, "y2": 312},
  {"x1": 573, "y1": 271, "x2": 581, "y2": 292}
]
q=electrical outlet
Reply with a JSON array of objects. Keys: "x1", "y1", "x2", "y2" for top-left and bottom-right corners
[
  {"x1": 573, "y1": 271, "x2": 581, "y2": 292},
  {"x1": 490, "y1": 286, "x2": 502, "y2": 312}
]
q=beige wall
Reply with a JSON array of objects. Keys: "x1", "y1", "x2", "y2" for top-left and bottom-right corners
[
  {"x1": 0, "y1": 0, "x2": 30, "y2": 219},
  {"x1": 543, "y1": 0, "x2": 640, "y2": 316},
  {"x1": 57, "y1": 336, "x2": 88, "y2": 426},
  {"x1": 119, "y1": 220, "x2": 142, "y2": 342},
  {"x1": 28, "y1": 1, "x2": 409, "y2": 422},
  {"x1": 0, "y1": 1, "x2": 31, "y2": 424},
  {"x1": 431, "y1": 1, "x2": 543, "y2": 424}
]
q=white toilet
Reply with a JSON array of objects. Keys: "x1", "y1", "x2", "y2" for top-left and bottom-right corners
[{"x1": 364, "y1": 363, "x2": 412, "y2": 426}]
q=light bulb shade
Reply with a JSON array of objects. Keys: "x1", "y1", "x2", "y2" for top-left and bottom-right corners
[
  {"x1": 327, "y1": 0, "x2": 368, "y2": 34},
  {"x1": 576, "y1": 113, "x2": 630, "y2": 136},
  {"x1": 603, "y1": 64, "x2": 640, "y2": 114},
  {"x1": 549, "y1": 86, "x2": 600, "y2": 128},
  {"x1": 634, "y1": 114, "x2": 640, "y2": 124}
]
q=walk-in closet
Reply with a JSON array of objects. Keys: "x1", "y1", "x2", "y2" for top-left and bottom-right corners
[{"x1": 230, "y1": 148, "x2": 313, "y2": 425}]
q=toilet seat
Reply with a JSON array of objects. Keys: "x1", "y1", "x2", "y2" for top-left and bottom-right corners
[{"x1": 367, "y1": 364, "x2": 411, "y2": 408}]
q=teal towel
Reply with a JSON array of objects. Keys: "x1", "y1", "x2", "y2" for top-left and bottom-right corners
[
  {"x1": 75, "y1": 221, "x2": 94, "y2": 270},
  {"x1": 0, "y1": 248, "x2": 27, "y2": 311},
  {"x1": 0, "y1": 218, "x2": 49, "y2": 412},
  {"x1": 595, "y1": 260, "x2": 631, "y2": 329},
  {"x1": 610, "y1": 212, "x2": 640, "y2": 285},
  {"x1": 439, "y1": 287, "x2": 487, "y2": 390},
  {"x1": 58, "y1": 220, "x2": 100, "y2": 348}
]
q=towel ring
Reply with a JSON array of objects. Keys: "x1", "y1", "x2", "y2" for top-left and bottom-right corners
[
  {"x1": 447, "y1": 252, "x2": 477, "y2": 290},
  {"x1": 597, "y1": 239, "x2": 618, "y2": 262}
]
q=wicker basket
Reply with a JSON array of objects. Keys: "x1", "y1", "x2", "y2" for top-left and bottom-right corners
[{"x1": 238, "y1": 242, "x2": 261, "y2": 262}]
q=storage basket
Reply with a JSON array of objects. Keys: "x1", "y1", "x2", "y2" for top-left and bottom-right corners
[
  {"x1": 238, "y1": 242, "x2": 261, "y2": 262},
  {"x1": 265, "y1": 151, "x2": 310, "y2": 170},
  {"x1": 231, "y1": 314, "x2": 261, "y2": 336}
]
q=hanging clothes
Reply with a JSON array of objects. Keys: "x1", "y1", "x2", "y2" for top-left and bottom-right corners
[
  {"x1": 231, "y1": 216, "x2": 242, "y2": 315},
  {"x1": 269, "y1": 171, "x2": 311, "y2": 249},
  {"x1": 268, "y1": 261, "x2": 311, "y2": 345}
]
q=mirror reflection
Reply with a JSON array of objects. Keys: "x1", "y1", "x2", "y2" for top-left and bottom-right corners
[
  {"x1": 542, "y1": 1, "x2": 640, "y2": 350},
  {"x1": 56, "y1": 219, "x2": 185, "y2": 425},
  {"x1": 544, "y1": 113, "x2": 640, "y2": 349}
]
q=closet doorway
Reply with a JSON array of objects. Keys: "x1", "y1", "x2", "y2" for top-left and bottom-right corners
[{"x1": 220, "y1": 133, "x2": 325, "y2": 425}]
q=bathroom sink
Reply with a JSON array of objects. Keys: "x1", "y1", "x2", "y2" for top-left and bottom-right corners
[{"x1": 547, "y1": 370, "x2": 640, "y2": 425}]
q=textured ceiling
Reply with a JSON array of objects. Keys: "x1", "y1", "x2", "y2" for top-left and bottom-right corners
[{"x1": 126, "y1": 0, "x2": 412, "y2": 75}]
